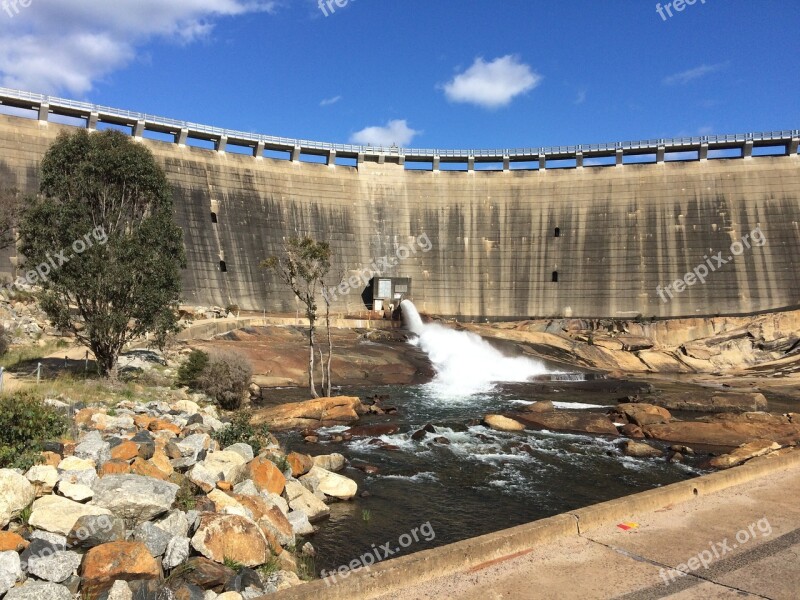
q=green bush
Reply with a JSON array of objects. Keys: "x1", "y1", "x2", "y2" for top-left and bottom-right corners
[
  {"x1": 0, "y1": 390, "x2": 68, "y2": 470},
  {"x1": 194, "y1": 350, "x2": 252, "y2": 410},
  {"x1": 212, "y1": 409, "x2": 271, "y2": 455},
  {"x1": 0, "y1": 324, "x2": 10, "y2": 357},
  {"x1": 177, "y1": 349, "x2": 209, "y2": 388}
]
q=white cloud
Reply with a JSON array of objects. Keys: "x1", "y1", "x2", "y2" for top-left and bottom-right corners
[
  {"x1": 574, "y1": 89, "x2": 587, "y2": 105},
  {"x1": 663, "y1": 62, "x2": 728, "y2": 86},
  {"x1": 320, "y1": 95, "x2": 342, "y2": 107},
  {"x1": 350, "y1": 119, "x2": 420, "y2": 147},
  {"x1": 441, "y1": 55, "x2": 541, "y2": 109},
  {"x1": 0, "y1": 0, "x2": 278, "y2": 95}
]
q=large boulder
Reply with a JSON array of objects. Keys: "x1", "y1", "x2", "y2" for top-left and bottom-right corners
[
  {"x1": 483, "y1": 415, "x2": 525, "y2": 432},
  {"x1": 246, "y1": 456, "x2": 286, "y2": 495},
  {"x1": 250, "y1": 397, "x2": 367, "y2": 430},
  {"x1": 709, "y1": 440, "x2": 782, "y2": 469},
  {"x1": 0, "y1": 551, "x2": 23, "y2": 595},
  {"x1": 28, "y1": 495, "x2": 112, "y2": 536},
  {"x1": 283, "y1": 481, "x2": 330, "y2": 522},
  {"x1": 644, "y1": 413, "x2": 800, "y2": 448},
  {"x1": 615, "y1": 403, "x2": 672, "y2": 427},
  {"x1": 91, "y1": 474, "x2": 178, "y2": 523},
  {"x1": 0, "y1": 469, "x2": 35, "y2": 528},
  {"x1": 163, "y1": 535, "x2": 191, "y2": 570},
  {"x1": 300, "y1": 466, "x2": 357, "y2": 500},
  {"x1": 513, "y1": 411, "x2": 619, "y2": 435},
  {"x1": 25, "y1": 465, "x2": 59, "y2": 495},
  {"x1": 190, "y1": 513, "x2": 269, "y2": 568},
  {"x1": 257, "y1": 506, "x2": 295, "y2": 548},
  {"x1": 201, "y1": 451, "x2": 247, "y2": 484},
  {"x1": 26, "y1": 548, "x2": 82, "y2": 583},
  {"x1": 74, "y1": 431, "x2": 111, "y2": 465},
  {"x1": 310, "y1": 453, "x2": 346, "y2": 473},
  {"x1": 81, "y1": 541, "x2": 161, "y2": 599},
  {"x1": 67, "y1": 514, "x2": 126, "y2": 548},
  {"x1": 622, "y1": 440, "x2": 663, "y2": 458},
  {"x1": 4, "y1": 582, "x2": 73, "y2": 600}
]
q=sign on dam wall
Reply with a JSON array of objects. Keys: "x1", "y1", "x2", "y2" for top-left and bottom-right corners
[{"x1": 0, "y1": 110, "x2": 798, "y2": 320}]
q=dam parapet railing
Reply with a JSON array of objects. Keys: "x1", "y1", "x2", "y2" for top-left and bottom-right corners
[{"x1": 1, "y1": 87, "x2": 798, "y2": 171}]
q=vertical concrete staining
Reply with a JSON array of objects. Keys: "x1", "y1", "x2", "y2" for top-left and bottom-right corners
[{"x1": 0, "y1": 114, "x2": 799, "y2": 320}]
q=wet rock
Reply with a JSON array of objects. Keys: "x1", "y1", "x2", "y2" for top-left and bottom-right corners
[
  {"x1": 523, "y1": 400, "x2": 554, "y2": 413},
  {"x1": 483, "y1": 415, "x2": 525, "y2": 432},
  {"x1": 643, "y1": 413, "x2": 800, "y2": 447},
  {"x1": 433, "y1": 437, "x2": 451, "y2": 445},
  {"x1": 614, "y1": 403, "x2": 671, "y2": 427},
  {"x1": 622, "y1": 440, "x2": 664, "y2": 458},
  {"x1": 81, "y1": 542, "x2": 161, "y2": 598},
  {"x1": 191, "y1": 513, "x2": 269, "y2": 568},
  {"x1": 345, "y1": 424, "x2": 399, "y2": 437},
  {"x1": 619, "y1": 423, "x2": 645, "y2": 439},
  {"x1": 0, "y1": 469, "x2": 35, "y2": 528},
  {"x1": 709, "y1": 440, "x2": 782, "y2": 469},
  {"x1": 513, "y1": 411, "x2": 619, "y2": 435},
  {"x1": 411, "y1": 423, "x2": 436, "y2": 440},
  {"x1": 91, "y1": 474, "x2": 179, "y2": 523}
]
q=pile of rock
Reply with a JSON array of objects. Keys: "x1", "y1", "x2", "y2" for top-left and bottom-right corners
[{"x1": 0, "y1": 398, "x2": 358, "y2": 599}]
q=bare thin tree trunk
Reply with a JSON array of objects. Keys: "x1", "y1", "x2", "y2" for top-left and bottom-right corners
[
  {"x1": 308, "y1": 318, "x2": 318, "y2": 398},
  {"x1": 325, "y1": 299, "x2": 333, "y2": 397}
]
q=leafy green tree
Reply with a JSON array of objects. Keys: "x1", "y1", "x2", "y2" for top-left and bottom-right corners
[
  {"x1": 0, "y1": 186, "x2": 21, "y2": 250},
  {"x1": 263, "y1": 236, "x2": 332, "y2": 398},
  {"x1": 18, "y1": 130, "x2": 185, "y2": 376}
]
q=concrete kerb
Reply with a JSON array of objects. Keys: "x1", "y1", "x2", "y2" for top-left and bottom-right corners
[{"x1": 265, "y1": 448, "x2": 800, "y2": 599}]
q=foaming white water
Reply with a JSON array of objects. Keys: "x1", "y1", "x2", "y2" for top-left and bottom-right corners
[{"x1": 401, "y1": 300, "x2": 556, "y2": 397}]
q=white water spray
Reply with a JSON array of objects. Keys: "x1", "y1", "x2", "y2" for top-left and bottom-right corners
[{"x1": 400, "y1": 300, "x2": 556, "y2": 397}]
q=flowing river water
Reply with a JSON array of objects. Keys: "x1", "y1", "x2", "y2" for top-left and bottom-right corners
[{"x1": 276, "y1": 301, "x2": 703, "y2": 574}]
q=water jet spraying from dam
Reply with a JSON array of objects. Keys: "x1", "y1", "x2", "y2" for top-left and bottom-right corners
[{"x1": 400, "y1": 300, "x2": 556, "y2": 396}]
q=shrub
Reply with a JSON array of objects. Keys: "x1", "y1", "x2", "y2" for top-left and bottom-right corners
[
  {"x1": 0, "y1": 324, "x2": 10, "y2": 357},
  {"x1": 194, "y1": 350, "x2": 252, "y2": 410},
  {"x1": 177, "y1": 349, "x2": 209, "y2": 388},
  {"x1": 212, "y1": 409, "x2": 271, "y2": 455},
  {"x1": 0, "y1": 390, "x2": 68, "y2": 470}
]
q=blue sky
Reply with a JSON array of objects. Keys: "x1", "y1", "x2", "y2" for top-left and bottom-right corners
[{"x1": 0, "y1": 0, "x2": 798, "y2": 149}]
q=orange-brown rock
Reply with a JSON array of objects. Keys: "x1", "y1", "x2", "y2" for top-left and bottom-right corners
[
  {"x1": 130, "y1": 458, "x2": 168, "y2": 480},
  {"x1": 513, "y1": 411, "x2": 619, "y2": 435},
  {"x1": 134, "y1": 415, "x2": 156, "y2": 430},
  {"x1": 217, "y1": 481, "x2": 233, "y2": 491},
  {"x1": 81, "y1": 541, "x2": 161, "y2": 598},
  {"x1": 250, "y1": 396, "x2": 367, "y2": 431},
  {"x1": 287, "y1": 452, "x2": 313, "y2": 477},
  {"x1": 75, "y1": 408, "x2": 101, "y2": 428},
  {"x1": 246, "y1": 456, "x2": 286, "y2": 495},
  {"x1": 0, "y1": 531, "x2": 28, "y2": 552},
  {"x1": 98, "y1": 460, "x2": 131, "y2": 477},
  {"x1": 616, "y1": 403, "x2": 672, "y2": 427},
  {"x1": 643, "y1": 413, "x2": 800, "y2": 448},
  {"x1": 150, "y1": 450, "x2": 174, "y2": 477},
  {"x1": 41, "y1": 451, "x2": 62, "y2": 467},
  {"x1": 111, "y1": 441, "x2": 139, "y2": 462},
  {"x1": 190, "y1": 513, "x2": 269, "y2": 567},
  {"x1": 148, "y1": 419, "x2": 181, "y2": 435}
]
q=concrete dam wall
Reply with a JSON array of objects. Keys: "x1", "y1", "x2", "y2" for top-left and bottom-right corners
[{"x1": 0, "y1": 104, "x2": 799, "y2": 320}]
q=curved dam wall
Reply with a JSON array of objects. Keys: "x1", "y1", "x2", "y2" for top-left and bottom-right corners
[{"x1": 0, "y1": 112, "x2": 799, "y2": 320}]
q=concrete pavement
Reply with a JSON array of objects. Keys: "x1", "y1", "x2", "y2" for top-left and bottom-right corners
[{"x1": 269, "y1": 449, "x2": 800, "y2": 600}]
